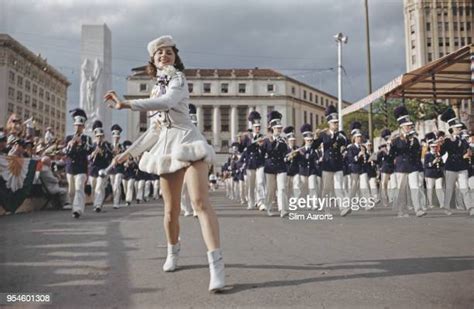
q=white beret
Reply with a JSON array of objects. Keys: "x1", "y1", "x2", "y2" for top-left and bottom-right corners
[{"x1": 147, "y1": 35, "x2": 176, "y2": 57}]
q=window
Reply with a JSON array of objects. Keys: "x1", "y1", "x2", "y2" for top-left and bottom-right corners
[
  {"x1": 220, "y1": 106, "x2": 229, "y2": 132},
  {"x1": 139, "y1": 83, "x2": 148, "y2": 92},
  {"x1": 46, "y1": 91, "x2": 50, "y2": 102},
  {"x1": 203, "y1": 83, "x2": 211, "y2": 93},
  {"x1": 444, "y1": 22, "x2": 449, "y2": 31},
  {"x1": 221, "y1": 140, "x2": 229, "y2": 153},
  {"x1": 16, "y1": 106, "x2": 22, "y2": 115},
  {"x1": 8, "y1": 87, "x2": 14, "y2": 99},
  {"x1": 427, "y1": 37, "x2": 432, "y2": 47},
  {"x1": 291, "y1": 86, "x2": 295, "y2": 95},
  {"x1": 315, "y1": 95, "x2": 319, "y2": 104},
  {"x1": 454, "y1": 22, "x2": 458, "y2": 31},
  {"x1": 25, "y1": 80, "x2": 30, "y2": 91},
  {"x1": 24, "y1": 109, "x2": 30, "y2": 119},
  {"x1": 39, "y1": 88, "x2": 44, "y2": 98},
  {"x1": 32, "y1": 84, "x2": 37, "y2": 94},
  {"x1": 468, "y1": 37, "x2": 472, "y2": 44},
  {"x1": 39, "y1": 101, "x2": 43, "y2": 111},
  {"x1": 25, "y1": 95, "x2": 30, "y2": 105},
  {"x1": 426, "y1": 22, "x2": 431, "y2": 31},
  {"x1": 445, "y1": 38, "x2": 450, "y2": 47},
  {"x1": 410, "y1": 25, "x2": 415, "y2": 34},
  {"x1": 45, "y1": 105, "x2": 49, "y2": 113},
  {"x1": 16, "y1": 91, "x2": 22, "y2": 103},
  {"x1": 437, "y1": 22, "x2": 442, "y2": 32},
  {"x1": 32, "y1": 98, "x2": 37, "y2": 109},
  {"x1": 292, "y1": 107, "x2": 296, "y2": 126},
  {"x1": 452, "y1": 5, "x2": 457, "y2": 16},
  {"x1": 466, "y1": 6, "x2": 471, "y2": 16},
  {"x1": 438, "y1": 37, "x2": 443, "y2": 47},
  {"x1": 439, "y1": 52, "x2": 444, "y2": 57},
  {"x1": 9, "y1": 71, "x2": 15, "y2": 83},
  {"x1": 411, "y1": 39, "x2": 415, "y2": 49},
  {"x1": 303, "y1": 90, "x2": 307, "y2": 100},
  {"x1": 303, "y1": 111, "x2": 307, "y2": 123},
  {"x1": 221, "y1": 83, "x2": 229, "y2": 93},
  {"x1": 17, "y1": 76, "x2": 23, "y2": 88},
  {"x1": 310, "y1": 112, "x2": 313, "y2": 127},
  {"x1": 309, "y1": 92, "x2": 313, "y2": 102},
  {"x1": 461, "y1": 37, "x2": 465, "y2": 46},
  {"x1": 316, "y1": 114, "x2": 319, "y2": 126},
  {"x1": 8, "y1": 103, "x2": 14, "y2": 113},
  {"x1": 203, "y1": 106, "x2": 212, "y2": 131},
  {"x1": 459, "y1": 6, "x2": 463, "y2": 16},
  {"x1": 188, "y1": 83, "x2": 193, "y2": 93},
  {"x1": 467, "y1": 22, "x2": 471, "y2": 31},
  {"x1": 238, "y1": 83, "x2": 246, "y2": 93},
  {"x1": 460, "y1": 22, "x2": 464, "y2": 31},
  {"x1": 454, "y1": 37, "x2": 459, "y2": 47},
  {"x1": 428, "y1": 53, "x2": 433, "y2": 62},
  {"x1": 326, "y1": 98, "x2": 329, "y2": 106},
  {"x1": 267, "y1": 84, "x2": 274, "y2": 92}
]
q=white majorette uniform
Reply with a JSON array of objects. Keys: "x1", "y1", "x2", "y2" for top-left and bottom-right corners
[
  {"x1": 126, "y1": 67, "x2": 215, "y2": 175},
  {"x1": 181, "y1": 103, "x2": 199, "y2": 217}
]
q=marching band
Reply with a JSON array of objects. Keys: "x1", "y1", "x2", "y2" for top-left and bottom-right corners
[{"x1": 63, "y1": 103, "x2": 473, "y2": 219}]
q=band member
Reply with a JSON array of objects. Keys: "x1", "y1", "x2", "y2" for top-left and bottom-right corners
[
  {"x1": 89, "y1": 120, "x2": 113, "y2": 212},
  {"x1": 378, "y1": 129, "x2": 396, "y2": 208},
  {"x1": 262, "y1": 111, "x2": 289, "y2": 217},
  {"x1": 64, "y1": 108, "x2": 92, "y2": 218},
  {"x1": 313, "y1": 105, "x2": 348, "y2": 216},
  {"x1": 231, "y1": 143, "x2": 247, "y2": 205},
  {"x1": 222, "y1": 158, "x2": 232, "y2": 199},
  {"x1": 283, "y1": 126, "x2": 300, "y2": 200},
  {"x1": 297, "y1": 124, "x2": 319, "y2": 204},
  {"x1": 110, "y1": 124, "x2": 125, "y2": 209},
  {"x1": 390, "y1": 105, "x2": 426, "y2": 217},
  {"x1": 244, "y1": 111, "x2": 266, "y2": 210},
  {"x1": 469, "y1": 132, "x2": 474, "y2": 191},
  {"x1": 365, "y1": 139, "x2": 379, "y2": 207},
  {"x1": 121, "y1": 141, "x2": 136, "y2": 207},
  {"x1": 423, "y1": 132, "x2": 445, "y2": 209},
  {"x1": 347, "y1": 122, "x2": 371, "y2": 205},
  {"x1": 440, "y1": 108, "x2": 473, "y2": 216}
]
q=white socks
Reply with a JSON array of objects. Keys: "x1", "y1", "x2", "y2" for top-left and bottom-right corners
[
  {"x1": 207, "y1": 248, "x2": 225, "y2": 292},
  {"x1": 163, "y1": 243, "x2": 180, "y2": 272}
]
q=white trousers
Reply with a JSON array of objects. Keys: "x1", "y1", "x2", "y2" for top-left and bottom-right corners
[
  {"x1": 239, "y1": 180, "x2": 247, "y2": 204},
  {"x1": 122, "y1": 179, "x2": 135, "y2": 203},
  {"x1": 444, "y1": 170, "x2": 472, "y2": 210},
  {"x1": 67, "y1": 173, "x2": 87, "y2": 214},
  {"x1": 265, "y1": 172, "x2": 288, "y2": 213},
  {"x1": 90, "y1": 176, "x2": 107, "y2": 208},
  {"x1": 425, "y1": 177, "x2": 444, "y2": 208},
  {"x1": 181, "y1": 182, "x2": 193, "y2": 213},
  {"x1": 369, "y1": 177, "x2": 379, "y2": 202},
  {"x1": 394, "y1": 172, "x2": 421, "y2": 213},
  {"x1": 380, "y1": 173, "x2": 397, "y2": 207},
  {"x1": 321, "y1": 171, "x2": 344, "y2": 209},
  {"x1": 110, "y1": 173, "x2": 123, "y2": 207},
  {"x1": 153, "y1": 179, "x2": 160, "y2": 199},
  {"x1": 247, "y1": 168, "x2": 265, "y2": 208},
  {"x1": 287, "y1": 175, "x2": 300, "y2": 200}
]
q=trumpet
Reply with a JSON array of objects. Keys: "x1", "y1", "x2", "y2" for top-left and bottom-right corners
[
  {"x1": 314, "y1": 128, "x2": 329, "y2": 139},
  {"x1": 285, "y1": 146, "x2": 305, "y2": 161}
]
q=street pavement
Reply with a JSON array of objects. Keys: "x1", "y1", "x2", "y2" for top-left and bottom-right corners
[{"x1": 1, "y1": 189, "x2": 473, "y2": 308}]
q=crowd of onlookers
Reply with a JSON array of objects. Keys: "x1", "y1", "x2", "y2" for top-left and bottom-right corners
[{"x1": 1, "y1": 113, "x2": 69, "y2": 208}]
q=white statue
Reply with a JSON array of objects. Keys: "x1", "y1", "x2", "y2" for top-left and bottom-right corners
[{"x1": 80, "y1": 58, "x2": 102, "y2": 117}]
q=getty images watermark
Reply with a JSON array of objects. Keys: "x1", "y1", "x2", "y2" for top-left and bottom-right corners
[{"x1": 287, "y1": 195, "x2": 377, "y2": 221}]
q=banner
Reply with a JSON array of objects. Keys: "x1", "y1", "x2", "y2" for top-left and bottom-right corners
[{"x1": 0, "y1": 156, "x2": 38, "y2": 213}]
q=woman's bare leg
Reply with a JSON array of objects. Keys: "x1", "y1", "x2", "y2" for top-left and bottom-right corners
[
  {"x1": 160, "y1": 168, "x2": 185, "y2": 245},
  {"x1": 185, "y1": 160, "x2": 220, "y2": 250}
]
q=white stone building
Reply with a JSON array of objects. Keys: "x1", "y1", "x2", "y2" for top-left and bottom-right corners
[
  {"x1": 125, "y1": 67, "x2": 351, "y2": 170},
  {"x1": 0, "y1": 34, "x2": 69, "y2": 140}
]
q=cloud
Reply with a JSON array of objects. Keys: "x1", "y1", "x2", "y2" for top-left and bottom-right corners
[{"x1": 2, "y1": 0, "x2": 406, "y2": 131}]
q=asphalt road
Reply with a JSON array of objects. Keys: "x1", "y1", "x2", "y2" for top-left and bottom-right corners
[{"x1": 1, "y1": 190, "x2": 473, "y2": 308}]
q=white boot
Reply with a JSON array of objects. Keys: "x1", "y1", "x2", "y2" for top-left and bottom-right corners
[
  {"x1": 207, "y1": 249, "x2": 225, "y2": 292},
  {"x1": 163, "y1": 243, "x2": 180, "y2": 272}
]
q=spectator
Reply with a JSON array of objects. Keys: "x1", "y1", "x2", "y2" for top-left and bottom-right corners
[
  {"x1": 39, "y1": 156, "x2": 70, "y2": 207},
  {"x1": 0, "y1": 131, "x2": 7, "y2": 154}
]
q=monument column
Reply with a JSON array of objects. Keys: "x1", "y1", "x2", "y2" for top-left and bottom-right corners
[{"x1": 213, "y1": 105, "x2": 221, "y2": 152}]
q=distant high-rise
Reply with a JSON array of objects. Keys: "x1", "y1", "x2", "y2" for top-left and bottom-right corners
[{"x1": 404, "y1": 0, "x2": 472, "y2": 71}]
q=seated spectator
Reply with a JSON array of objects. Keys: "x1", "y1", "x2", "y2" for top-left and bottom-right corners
[{"x1": 39, "y1": 156, "x2": 70, "y2": 207}]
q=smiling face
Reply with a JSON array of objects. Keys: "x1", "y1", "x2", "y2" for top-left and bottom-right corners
[
  {"x1": 154, "y1": 47, "x2": 176, "y2": 69},
  {"x1": 452, "y1": 127, "x2": 461, "y2": 135}
]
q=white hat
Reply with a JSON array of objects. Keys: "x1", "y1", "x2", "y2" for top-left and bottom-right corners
[{"x1": 147, "y1": 35, "x2": 176, "y2": 57}]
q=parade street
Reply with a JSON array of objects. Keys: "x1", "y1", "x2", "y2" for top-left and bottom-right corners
[{"x1": 1, "y1": 190, "x2": 473, "y2": 309}]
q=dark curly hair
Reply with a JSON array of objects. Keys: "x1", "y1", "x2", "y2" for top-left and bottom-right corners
[{"x1": 146, "y1": 46, "x2": 185, "y2": 78}]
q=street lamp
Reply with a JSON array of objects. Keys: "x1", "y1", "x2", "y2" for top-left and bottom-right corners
[{"x1": 334, "y1": 32, "x2": 348, "y2": 131}]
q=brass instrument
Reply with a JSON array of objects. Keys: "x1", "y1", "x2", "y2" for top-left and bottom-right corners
[{"x1": 285, "y1": 146, "x2": 305, "y2": 161}]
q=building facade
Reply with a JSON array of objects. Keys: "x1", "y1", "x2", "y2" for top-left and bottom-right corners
[
  {"x1": 403, "y1": 0, "x2": 473, "y2": 127},
  {"x1": 404, "y1": 0, "x2": 472, "y2": 71},
  {"x1": 125, "y1": 67, "x2": 350, "y2": 170},
  {"x1": 0, "y1": 34, "x2": 70, "y2": 140}
]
